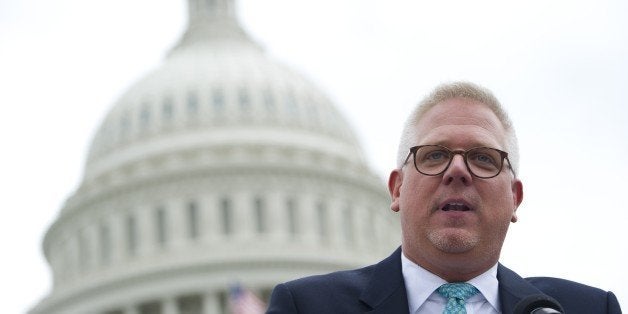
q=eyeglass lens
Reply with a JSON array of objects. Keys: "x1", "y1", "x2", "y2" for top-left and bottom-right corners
[{"x1": 414, "y1": 146, "x2": 503, "y2": 178}]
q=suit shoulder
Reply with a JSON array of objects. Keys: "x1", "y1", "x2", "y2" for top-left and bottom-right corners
[
  {"x1": 283, "y1": 263, "x2": 376, "y2": 294},
  {"x1": 268, "y1": 249, "x2": 404, "y2": 313},
  {"x1": 267, "y1": 264, "x2": 378, "y2": 313},
  {"x1": 526, "y1": 277, "x2": 622, "y2": 313},
  {"x1": 526, "y1": 276, "x2": 607, "y2": 295}
]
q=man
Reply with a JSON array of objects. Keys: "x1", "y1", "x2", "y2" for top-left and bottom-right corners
[{"x1": 266, "y1": 82, "x2": 622, "y2": 313}]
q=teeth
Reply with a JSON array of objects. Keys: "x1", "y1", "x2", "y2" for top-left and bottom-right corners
[{"x1": 442, "y1": 203, "x2": 470, "y2": 211}]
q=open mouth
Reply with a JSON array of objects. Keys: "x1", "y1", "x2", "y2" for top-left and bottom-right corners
[{"x1": 441, "y1": 202, "x2": 472, "y2": 212}]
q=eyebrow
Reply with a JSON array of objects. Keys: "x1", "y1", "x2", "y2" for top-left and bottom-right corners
[{"x1": 422, "y1": 141, "x2": 501, "y2": 150}]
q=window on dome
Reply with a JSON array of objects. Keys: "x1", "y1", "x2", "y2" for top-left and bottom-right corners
[
  {"x1": 187, "y1": 91, "x2": 199, "y2": 115},
  {"x1": 126, "y1": 214, "x2": 138, "y2": 256},
  {"x1": 212, "y1": 88, "x2": 225, "y2": 113},
  {"x1": 238, "y1": 88, "x2": 250, "y2": 110},
  {"x1": 220, "y1": 198, "x2": 233, "y2": 235},
  {"x1": 187, "y1": 201, "x2": 200, "y2": 239},
  {"x1": 254, "y1": 197, "x2": 266, "y2": 234},
  {"x1": 120, "y1": 113, "x2": 131, "y2": 139},
  {"x1": 162, "y1": 96, "x2": 174, "y2": 121},
  {"x1": 264, "y1": 90, "x2": 275, "y2": 111},
  {"x1": 140, "y1": 103, "x2": 151, "y2": 130},
  {"x1": 77, "y1": 230, "x2": 90, "y2": 271},
  {"x1": 306, "y1": 99, "x2": 319, "y2": 126},
  {"x1": 285, "y1": 91, "x2": 298, "y2": 116},
  {"x1": 155, "y1": 207, "x2": 168, "y2": 247},
  {"x1": 205, "y1": 0, "x2": 216, "y2": 11},
  {"x1": 99, "y1": 223, "x2": 111, "y2": 265},
  {"x1": 316, "y1": 201, "x2": 328, "y2": 242},
  {"x1": 286, "y1": 198, "x2": 299, "y2": 236}
]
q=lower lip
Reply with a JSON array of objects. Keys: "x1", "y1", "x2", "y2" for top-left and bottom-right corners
[{"x1": 440, "y1": 210, "x2": 473, "y2": 217}]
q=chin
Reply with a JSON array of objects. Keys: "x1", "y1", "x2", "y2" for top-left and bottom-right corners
[{"x1": 428, "y1": 229, "x2": 479, "y2": 254}]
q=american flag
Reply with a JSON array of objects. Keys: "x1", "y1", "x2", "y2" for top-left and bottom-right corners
[{"x1": 228, "y1": 283, "x2": 267, "y2": 314}]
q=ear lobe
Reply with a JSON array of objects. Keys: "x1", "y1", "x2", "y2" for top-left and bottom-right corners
[{"x1": 388, "y1": 170, "x2": 402, "y2": 212}]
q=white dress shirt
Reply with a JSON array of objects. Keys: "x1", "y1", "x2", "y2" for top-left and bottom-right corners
[{"x1": 401, "y1": 252, "x2": 501, "y2": 314}]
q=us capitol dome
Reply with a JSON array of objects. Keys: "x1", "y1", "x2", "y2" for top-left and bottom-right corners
[{"x1": 30, "y1": 0, "x2": 399, "y2": 313}]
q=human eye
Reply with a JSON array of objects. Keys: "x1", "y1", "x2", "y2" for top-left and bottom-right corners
[
  {"x1": 425, "y1": 150, "x2": 447, "y2": 161},
  {"x1": 468, "y1": 149, "x2": 498, "y2": 168},
  {"x1": 418, "y1": 147, "x2": 449, "y2": 163}
]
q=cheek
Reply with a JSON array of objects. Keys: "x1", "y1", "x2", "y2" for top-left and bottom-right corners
[
  {"x1": 399, "y1": 203, "x2": 429, "y2": 242},
  {"x1": 400, "y1": 176, "x2": 436, "y2": 204},
  {"x1": 398, "y1": 179, "x2": 436, "y2": 227},
  {"x1": 480, "y1": 184, "x2": 516, "y2": 219}
]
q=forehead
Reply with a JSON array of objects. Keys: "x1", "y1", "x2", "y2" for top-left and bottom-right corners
[{"x1": 415, "y1": 98, "x2": 507, "y2": 148}]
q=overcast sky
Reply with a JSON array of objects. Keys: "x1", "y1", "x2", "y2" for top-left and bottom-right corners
[{"x1": 1, "y1": 0, "x2": 627, "y2": 313}]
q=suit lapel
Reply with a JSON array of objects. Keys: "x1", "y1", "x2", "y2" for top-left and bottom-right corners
[
  {"x1": 497, "y1": 263, "x2": 548, "y2": 313},
  {"x1": 360, "y1": 248, "x2": 409, "y2": 314}
]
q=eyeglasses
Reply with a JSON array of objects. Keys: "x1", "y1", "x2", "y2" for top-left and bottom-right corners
[{"x1": 403, "y1": 145, "x2": 516, "y2": 178}]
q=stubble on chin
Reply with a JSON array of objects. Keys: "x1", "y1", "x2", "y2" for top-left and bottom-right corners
[{"x1": 427, "y1": 229, "x2": 479, "y2": 254}]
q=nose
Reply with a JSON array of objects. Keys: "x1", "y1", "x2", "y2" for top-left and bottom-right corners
[{"x1": 442, "y1": 154, "x2": 472, "y2": 185}]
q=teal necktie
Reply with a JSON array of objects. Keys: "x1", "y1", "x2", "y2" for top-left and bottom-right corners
[{"x1": 437, "y1": 282, "x2": 480, "y2": 314}]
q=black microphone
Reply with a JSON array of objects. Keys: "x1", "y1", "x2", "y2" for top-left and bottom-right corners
[{"x1": 513, "y1": 294, "x2": 564, "y2": 314}]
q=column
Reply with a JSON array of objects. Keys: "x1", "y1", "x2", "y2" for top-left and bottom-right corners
[
  {"x1": 168, "y1": 198, "x2": 186, "y2": 249},
  {"x1": 266, "y1": 190, "x2": 285, "y2": 241},
  {"x1": 233, "y1": 190, "x2": 252, "y2": 240},
  {"x1": 137, "y1": 204, "x2": 154, "y2": 256},
  {"x1": 300, "y1": 194, "x2": 317, "y2": 245},
  {"x1": 85, "y1": 220, "x2": 99, "y2": 271},
  {"x1": 123, "y1": 304, "x2": 139, "y2": 314},
  {"x1": 163, "y1": 297, "x2": 177, "y2": 314},
  {"x1": 328, "y1": 197, "x2": 343, "y2": 248},
  {"x1": 110, "y1": 212, "x2": 124, "y2": 263},
  {"x1": 203, "y1": 292, "x2": 221, "y2": 314},
  {"x1": 202, "y1": 193, "x2": 218, "y2": 243}
]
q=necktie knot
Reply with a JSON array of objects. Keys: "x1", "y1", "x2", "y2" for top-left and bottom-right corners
[{"x1": 437, "y1": 283, "x2": 479, "y2": 314}]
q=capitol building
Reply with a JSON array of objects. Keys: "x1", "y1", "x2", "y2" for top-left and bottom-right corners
[{"x1": 30, "y1": 0, "x2": 399, "y2": 313}]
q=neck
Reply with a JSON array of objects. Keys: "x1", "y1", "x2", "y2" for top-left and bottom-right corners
[{"x1": 402, "y1": 246, "x2": 499, "y2": 282}]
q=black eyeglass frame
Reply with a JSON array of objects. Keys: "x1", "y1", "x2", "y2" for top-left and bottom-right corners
[{"x1": 403, "y1": 144, "x2": 517, "y2": 179}]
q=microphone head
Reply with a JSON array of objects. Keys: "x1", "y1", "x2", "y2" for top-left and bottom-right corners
[{"x1": 513, "y1": 294, "x2": 564, "y2": 314}]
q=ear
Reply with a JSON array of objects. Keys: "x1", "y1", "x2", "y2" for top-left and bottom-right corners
[
  {"x1": 388, "y1": 169, "x2": 403, "y2": 212},
  {"x1": 510, "y1": 179, "x2": 523, "y2": 223}
]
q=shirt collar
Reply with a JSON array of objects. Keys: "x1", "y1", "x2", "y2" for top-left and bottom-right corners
[{"x1": 401, "y1": 252, "x2": 501, "y2": 313}]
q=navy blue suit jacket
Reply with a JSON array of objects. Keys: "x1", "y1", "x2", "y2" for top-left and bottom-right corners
[{"x1": 267, "y1": 248, "x2": 621, "y2": 313}]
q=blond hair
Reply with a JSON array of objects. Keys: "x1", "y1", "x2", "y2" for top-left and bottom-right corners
[{"x1": 396, "y1": 81, "x2": 519, "y2": 175}]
